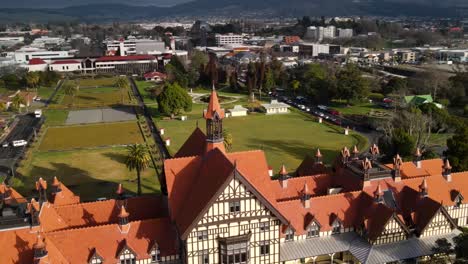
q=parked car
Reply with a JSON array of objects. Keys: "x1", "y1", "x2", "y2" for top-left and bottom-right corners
[
  {"x1": 317, "y1": 105, "x2": 328, "y2": 111},
  {"x1": 329, "y1": 110, "x2": 340, "y2": 116},
  {"x1": 12, "y1": 140, "x2": 27, "y2": 147},
  {"x1": 2, "y1": 142, "x2": 9, "y2": 148}
]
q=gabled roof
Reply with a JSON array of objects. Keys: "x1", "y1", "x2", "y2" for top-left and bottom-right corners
[
  {"x1": 165, "y1": 148, "x2": 290, "y2": 239},
  {"x1": 50, "y1": 196, "x2": 167, "y2": 229},
  {"x1": 48, "y1": 180, "x2": 80, "y2": 206},
  {"x1": 28, "y1": 58, "x2": 47, "y2": 65},
  {"x1": 46, "y1": 218, "x2": 179, "y2": 263},
  {"x1": 174, "y1": 127, "x2": 206, "y2": 158},
  {"x1": 51, "y1": 60, "x2": 81, "y2": 65}
]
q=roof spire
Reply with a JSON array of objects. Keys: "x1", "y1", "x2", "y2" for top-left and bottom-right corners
[
  {"x1": 33, "y1": 234, "x2": 48, "y2": 260},
  {"x1": 203, "y1": 88, "x2": 225, "y2": 120},
  {"x1": 118, "y1": 205, "x2": 130, "y2": 233},
  {"x1": 279, "y1": 164, "x2": 289, "y2": 189},
  {"x1": 279, "y1": 164, "x2": 288, "y2": 176},
  {"x1": 420, "y1": 177, "x2": 428, "y2": 197}
]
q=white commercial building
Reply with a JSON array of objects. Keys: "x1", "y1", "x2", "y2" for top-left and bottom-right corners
[
  {"x1": 437, "y1": 49, "x2": 468, "y2": 63},
  {"x1": 323, "y1": 25, "x2": 337, "y2": 39},
  {"x1": 262, "y1": 100, "x2": 290, "y2": 114},
  {"x1": 0, "y1": 36, "x2": 24, "y2": 47},
  {"x1": 31, "y1": 36, "x2": 66, "y2": 48},
  {"x1": 105, "y1": 37, "x2": 166, "y2": 56},
  {"x1": 14, "y1": 47, "x2": 73, "y2": 63},
  {"x1": 337, "y1": 28, "x2": 354, "y2": 38},
  {"x1": 48, "y1": 60, "x2": 82, "y2": 72},
  {"x1": 215, "y1": 33, "x2": 244, "y2": 46}
]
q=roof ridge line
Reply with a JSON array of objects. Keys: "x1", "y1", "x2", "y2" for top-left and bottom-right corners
[
  {"x1": 165, "y1": 155, "x2": 201, "y2": 161},
  {"x1": 52, "y1": 198, "x2": 116, "y2": 208},
  {"x1": 277, "y1": 190, "x2": 363, "y2": 204},
  {"x1": 45, "y1": 219, "x2": 155, "y2": 234}
]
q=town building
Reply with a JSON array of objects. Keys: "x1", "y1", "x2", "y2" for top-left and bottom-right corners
[
  {"x1": 0, "y1": 36, "x2": 24, "y2": 47},
  {"x1": 105, "y1": 37, "x2": 166, "y2": 56},
  {"x1": 215, "y1": 33, "x2": 244, "y2": 46},
  {"x1": 30, "y1": 36, "x2": 66, "y2": 48},
  {"x1": 262, "y1": 99, "x2": 290, "y2": 114},
  {"x1": 436, "y1": 49, "x2": 468, "y2": 63},
  {"x1": 396, "y1": 51, "x2": 417, "y2": 63},
  {"x1": 48, "y1": 59, "x2": 82, "y2": 72},
  {"x1": 144, "y1": 71, "x2": 167, "y2": 82},
  {"x1": 227, "y1": 105, "x2": 248, "y2": 117},
  {"x1": 337, "y1": 28, "x2": 354, "y2": 38},
  {"x1": 299, "y1": 43, "x2": 330, "y2": 58},
  {"x1": 14, "y1": 47, "x2": 73, "y2": 64},
  {"x1": 1, "y1": 90, "x2": 468, "y2": 264}
]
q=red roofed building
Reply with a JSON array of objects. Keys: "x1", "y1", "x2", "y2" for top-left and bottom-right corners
[
  {"x1": 162, "y1": 88, "x2": 468, "y2": 264},
  {"x1": 49, "y1": 59, "x2": 82, "y2": 72},
  {"x1": 2, "y1": 89, "x2": 468, "y2": 264},
  {"x1": 144, "y1": 71, "x2": 167, "y2": 82},
  {"x1": 283, "y1": 36, "x2": 302, "y2": 45}
]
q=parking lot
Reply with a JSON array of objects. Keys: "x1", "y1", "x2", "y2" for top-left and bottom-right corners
[{"x1": 65, "y1": 107, "x2": 136, "y2": 125}]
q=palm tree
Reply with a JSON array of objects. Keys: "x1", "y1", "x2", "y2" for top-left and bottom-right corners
[
  {"x1": 11, "y1": 94, "x2": 25, "y2": 113},
  {"x1": 125, "y1": 144, "x2": 151, "y2": 196},
  {"x1": 115, "y1": 77, "x2": 130, "y2": 103},
  {"x1": 25, "y1": 72, "x2": 40, "y2": 91},
  {"x1": 223, "y1": 129, "x2": 233, "y2": 152},
  {"x1": 62, "y1": 81, "x2": 79, "y2": 106}
]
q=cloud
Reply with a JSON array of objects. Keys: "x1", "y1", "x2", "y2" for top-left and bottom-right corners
[{"x1": 0, "y1": 0, "x2": 192, "y2": 8}]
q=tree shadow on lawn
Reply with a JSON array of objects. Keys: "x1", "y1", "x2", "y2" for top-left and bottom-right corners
[
  {"x1": 16, "y1": 162, "x2": 126, "y2": 201},
  {"x1": 103, "y1": 152, "x2": 127, "y2": 163},
  {"x1": 245, "y1": 138, "x2": 340, "y2": 166}
]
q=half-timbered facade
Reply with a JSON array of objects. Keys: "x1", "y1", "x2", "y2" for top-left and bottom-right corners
[{"x1": 2, "y1": 89, "x2": 468, "y2": 264}]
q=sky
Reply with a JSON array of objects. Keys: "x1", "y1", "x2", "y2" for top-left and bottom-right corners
[{"x1": 0, "y1": 0, "x2": 192, "y2": 8}]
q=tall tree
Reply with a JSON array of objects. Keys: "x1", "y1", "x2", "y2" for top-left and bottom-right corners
[
  {"x1": 205, "y1": 53, "x2": 219, "y2": 86},
  {"x1": 336, "y1": 64, "x2": 369, "y2": 103},
  {"x1": 62, "y1": 81, "x2": 79, "y2": 106},
  {"x1": 115, "y1": 77, "x2": 130, "y2": 103},
  {"x1": 223, "y1": 129, "x2": 233, "y2": 152},
  {"x1": 11, "y1": 94, "x2": 25, "y2": 113},
  {"x1": 157, "y1": 82, "x2": 192, "y2": 117},
  {"x1": 125, "y1": 144, "x2": 151, "y2": 196},
  {"x1": 446, "y1": 126, "x2": 468, "y2": 172},
  {"x1": 290, "y1": 80, "x2": 300, "y2": 96},
  {"x1": 25, "y1": 72, "x2": 40, "y2": 90}
]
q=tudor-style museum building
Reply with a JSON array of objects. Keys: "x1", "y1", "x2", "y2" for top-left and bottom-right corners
[{"x1": 1, "y1": 89, "x2": 467, "y2": 264}]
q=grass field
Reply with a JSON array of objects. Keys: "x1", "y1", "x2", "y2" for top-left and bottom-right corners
[
  {"x1": 75, "y1": 77, "x2": 118, "y2": 87},
  {"x1": 61, "y1": 90, "x2": 127, "y2": 106},
  {"x1": 37, "y1": 86, "x2": 56, "y2": 99},
  {"x1": 15, "y1": 147, "x2": 160, "y2": 201},
  {"x1": 159, "y1": 108, "x2": 366, "y2": 170},
  {"x1": 43, "y1": 109, "x2": 69, "y2": 126},
  {"x1": 39, "y1": 122, "x2": 144, "y2": 151},
  {"x1": 135, "y1": 80, "x2": 158, "y2": 104},
  {"x1": 330, "y1": 100, "x2": 388, "y2": 116}
]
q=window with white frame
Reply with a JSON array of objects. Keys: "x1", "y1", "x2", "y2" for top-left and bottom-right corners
[
  {"x1": 332, "y1": 219, "x2": 342, "y2": 234},
  {"x1": 307, "y1": 222, "x2": 320, "y2": 238},
  {"x1": 260, "y1": 241, "x2": 270, "y2": 255},
  {"x1": 229, "y1": 201, "x2": 241, "y2": 213},
  {"x1": 285, "y1": 228, "x2": 294, "y2": 241},
  {"x1": 150, "y1": 245, "x2": 161, "y2": 263},
  {"x1": 119, "y1": 249, "x2": 136, "y2": 264},
  {"x1": 198, "y1": 230, "x2": 208, "y2": 240},
  {"x1": 259, "y1": 222, "x2": 270, "y2": 231}
]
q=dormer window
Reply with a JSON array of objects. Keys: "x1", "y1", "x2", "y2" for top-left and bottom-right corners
[
  {"x1": 332, "y1": 219, "x2": 342, "y2": 234},
  {"x1": 150, "y1": 244, "x2": 161, "y2": 263},
  {"x1": 306, "y1": 221, "x2": 320, "y2": 238},
  {"x1": 119, "y1": 248, "x2": 136, "y2": 264},
  {"x1": 285, "y1": 228, "x2": 294, "y2": 241},
  {"x1": 454, "y1": 194, "x2": 464, "y2": 208},
  {"x1": 88, "y1": 250, "x2": 103, "y2": 264}
]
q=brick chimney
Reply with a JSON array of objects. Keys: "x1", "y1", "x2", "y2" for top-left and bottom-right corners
[
  {"x1": 443, "y1": 159, "x2": 452, "y2": 182},
  {"x1": 118, "y1": 205, "x2": 130, "y2": 233},
  {"x1": 419, "y1": 178, "x2": 428, "y2": 198},
  {"x1": 116, "y1": 183, "x2": 125, "y2": 200},
  {"x1": 414, "y1": 148, "x2": 422, "y2": 169},
  {"x1": 315, "y1": 149, "x2": 322, "y2": 164},
  {"x1": 301, "y1": 183, "x2": 311, "y2": 209},
  {"x1": 393, "y1": 154, "x2": 403, "y2": 182},
  {"x1": 33, "y1": 234, "x2": 48, "y2": 262},
  {"x1": 352, "y1": 145, "x2": 359, "y2": 160},
  {"x1": 35, "y1": 178, "x2": 47, "y2": 205},
  {"x1": 279, "y1": 165, "x2": 289, "y2": 189}
]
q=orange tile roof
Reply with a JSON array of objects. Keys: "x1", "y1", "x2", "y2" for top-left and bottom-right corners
[
  {"x1": 277, "y1": 191, "x2": 368, "y2": 234},
  {"x1": 275, "y1": 174, "x2": 332, "y2": 201},
  {"x1": 385, "y1": 159, "x2": 444, "y2": 179},
  {"x1": 203, "y1": 89, "x2": 225, "y2": 119},
  {"x1": 46, "y1": 218, "x2": 179, "y2": 263},
  {"x1": 0, "y1": 227, "x2": 37, "y2": 263},
  {"x1": 0, "y1": 184, "x2": 27, "y2": 205},
  {"x1": 51, "y1": 196, "x2": 167, "y2": 229},
  {"x1": 48, "y1": 179, "x2": 80, "y2": 206},
  {"x1": 174, "y1": 127, "x2": 207, "y2": 158}
]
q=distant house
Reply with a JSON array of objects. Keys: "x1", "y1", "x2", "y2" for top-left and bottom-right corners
[
  {"x1": 0, "y1": 90, "x2": 37, "y2": 109},
  {"x1": 404, "y1": 94, "x2": 443, "y2": 109},
  {"x1": 49, "y1": 60, "x2": 82, "y2": 72},
  {"x1": 262, "y1": 100, "x2": 290, "y2": 115},
  {"x1": 27, "y1": 58, "x2": 48, "y2": 72},
  {"x1": 144, "y1": 71, "x2": 167, "y2": 83},
  {"x1": 228, "y1": 105, "x2": 248, "y2": 117}
]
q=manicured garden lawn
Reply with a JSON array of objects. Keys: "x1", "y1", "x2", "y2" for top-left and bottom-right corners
[
  {"x1": 330, "y1": 100, "x2": 389, "y2": 116},
  {"x1": 61, "y1": 90, "x2": 127, "y2": 106},
  {"x1": 158, "y1": 107, "x2": 366, "y2": 171},
  {"x1": 43, "y1": 109, "x2": 69, "y2": 126},
  {"x1": 39, "y1": 122, "x2": 144, "y2": 151},
  {"x1": 15, "y1": 147, "x2": 160, "y2": 201},
  {"x1": 75, "y1": 77, "x2": 119, "y2": 87},
  {"x1": 135, "y1": 80, "x2": 159, "y2": 104},
  {"x1": 37, "y1": 86, "x2": 56, "y2": 99}
]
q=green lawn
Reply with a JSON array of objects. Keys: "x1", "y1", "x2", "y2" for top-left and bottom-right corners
[
  {"x1": 61, "y1": 90, "x2": 127, "y2": 106},
  {"x1": 135, "y1": 80, "x2": 158, "y2": 104},
  {"x1": 158, "y1": 108, "x2": 366, "y2": 171},
  {"x1": 37, "y1": 86, "x2": 56, "y2": 99},
  {"x1": 43, "y1": 109, "x2": 69, "y2": 126},
  {"x1": 15, "y1": 147, "x2": 160, "y2": 201},
  {"x1": 39, "y1": 122, "x2": 144, "y2": 151},
  {"x1": 330, "y1": 100, "x2": 389, "y2": 116},
  {"x1": 75, "y1": 77, "x2": 119, "y2": 87}
]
